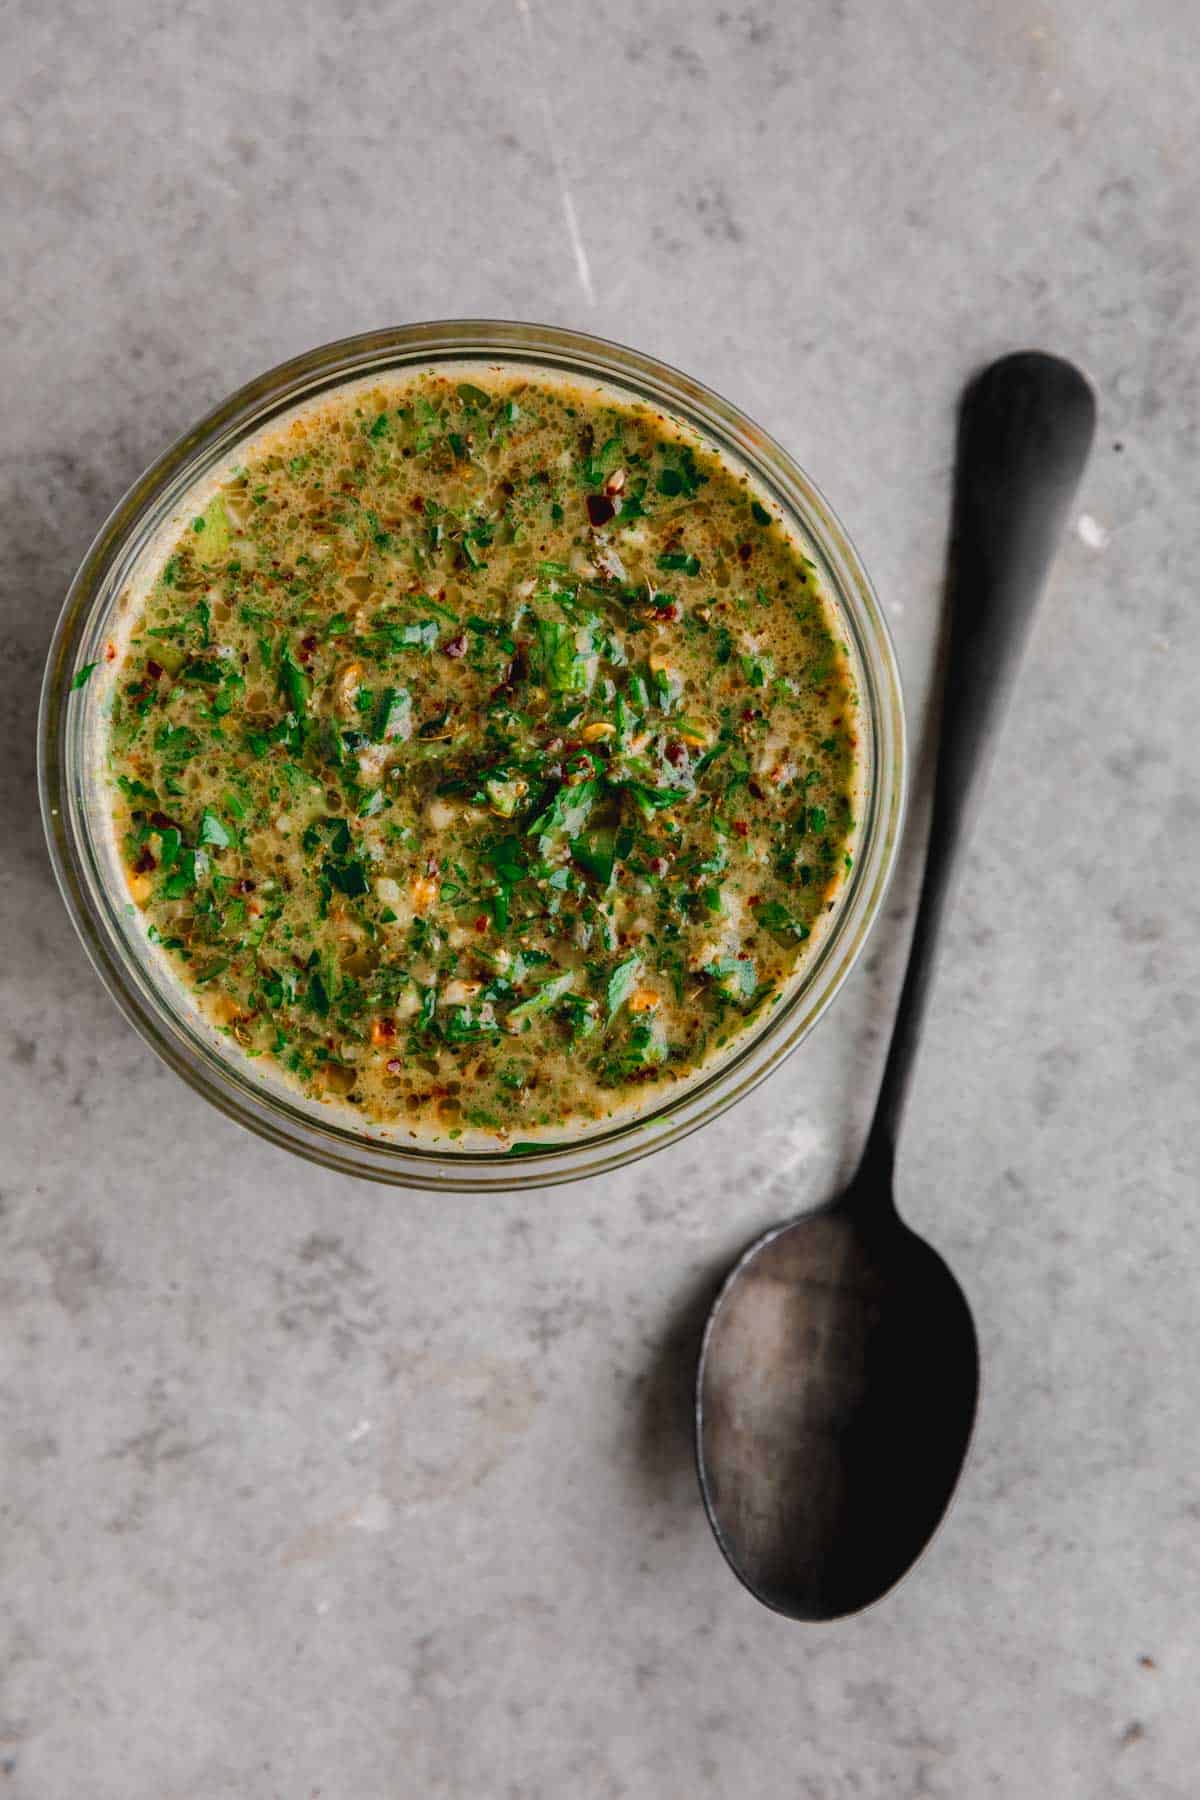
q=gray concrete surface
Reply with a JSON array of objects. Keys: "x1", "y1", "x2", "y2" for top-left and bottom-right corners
[{"x1": 3, "y1": 1, "x2": 1199, "y2": 1794}]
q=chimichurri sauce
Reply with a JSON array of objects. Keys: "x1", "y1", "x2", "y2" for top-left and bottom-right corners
[{"x1": 105, "y1": 370, "x2": 860, "y2": 1139}]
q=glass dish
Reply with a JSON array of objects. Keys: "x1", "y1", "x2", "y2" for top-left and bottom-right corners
[{"x1": 38, "y1": 321, "x2": 905, "y2": 1190}]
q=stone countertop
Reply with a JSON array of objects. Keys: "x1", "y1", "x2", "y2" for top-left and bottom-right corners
[{"x1": 2, "y1": 2, "x2": 1197, "y2": 1794}]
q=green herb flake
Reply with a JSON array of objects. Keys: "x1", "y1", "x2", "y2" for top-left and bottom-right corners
[
  {"x1": 606, "y1": 955, "x2": 641, "y2": 1021},
  {"x1": 755, "y1": 901, "x2": 811, "y2": 941},
  {"x1": 656, "y1": 551, "x2": 701, "y2": 576},
  {"x1": 505, "y1": 970, "x2": 575, "y2": 1030},
  {"x1": 198, "y1": 808, "x2": 231, "y2": 848}
]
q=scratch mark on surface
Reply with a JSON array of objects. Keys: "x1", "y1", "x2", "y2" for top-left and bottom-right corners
[{"x1": 515, "y1": 0, "x2": 597, "y2": 306}]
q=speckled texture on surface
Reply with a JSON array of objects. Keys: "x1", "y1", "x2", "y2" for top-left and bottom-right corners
[{"x1": 2, "y1": 2, "x2": 1198, "y2": 1795}]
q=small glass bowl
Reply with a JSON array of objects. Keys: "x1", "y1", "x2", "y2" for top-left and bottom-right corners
[{"x1": 38, "y1": 321, "x2": 905, "y2": 1190}]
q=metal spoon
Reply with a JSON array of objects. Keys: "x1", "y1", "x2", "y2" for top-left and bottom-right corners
[{"x1": 695, "y1": 352, "x2": 1096, "y2": 1620}]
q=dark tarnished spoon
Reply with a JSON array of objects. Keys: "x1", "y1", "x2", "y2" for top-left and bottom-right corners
[{"x1": 696, "y1": 352, "x2": 1096, "y2": 1620}]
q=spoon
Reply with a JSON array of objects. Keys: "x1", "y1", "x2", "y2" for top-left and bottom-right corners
[{"x1": 695, "y1": 352, "x2": 1096, "y2": 1620}]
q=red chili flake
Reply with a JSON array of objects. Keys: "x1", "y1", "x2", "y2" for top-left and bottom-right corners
[
  {"x1": 300, "y1": 634, "x2": 317, "y2": 656},
  {"x1": 443, "y1": 634, "x2": 468, "y2": 659},
  {"x1": 737, "y1": 541, "x2": 753, "y2": 563},
  {"x1": 586, "y1": 493, "x2": 615, "y2": 527},
  {"x1": 133, "y1": 847, "x2": 156, "y2": 873},
  {"x1": 146, "y1": 659, "x2": 163, "y2": 680},
  {"x1": 732, "y1": 820, "x2": 749, "y2": 837},
  {"x1": 386, "y1": 1058, "x2": 404, "y2": 1076},
  {"x1": 149, "y1": 810, "x2": 182, "y2": 832},
  {"x1": 665, "y1": 740, "x2": 688, "y2": 768},
  {"x1": 411, "y1": 495, "x2": 425, "y2": 512},
  {"x1": 653, "y1": 601, "x2": 682, "y2": 622},
  {"x1": 375, "y1": 1017, "x2": 396, "y2": 1041},
  {"x1": 234, "y1": 878, "x2": 256, "y2": 894},
  {"x1": 649, "y1": 856, "x2": 669, "y2": 878},
  {"x1": 474, "y1": 914, "x2": 489, "y2": 932},
  {"x1": 104, "y1": 642, "x2": 117, "y2": 661}
]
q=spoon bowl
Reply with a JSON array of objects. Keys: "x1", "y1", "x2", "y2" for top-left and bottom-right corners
[{"x1": 697, "y1": 1186, "x2": 978, "y2": 1620}]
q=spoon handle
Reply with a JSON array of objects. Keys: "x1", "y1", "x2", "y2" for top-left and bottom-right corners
[{"x1": 861, "y1": 352, "x2": 1096, "y2": 1183}]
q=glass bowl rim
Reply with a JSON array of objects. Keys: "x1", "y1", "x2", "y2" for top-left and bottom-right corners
[{"x1": 38, "y1": 318, "x2": 906, "y2": 1191}]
